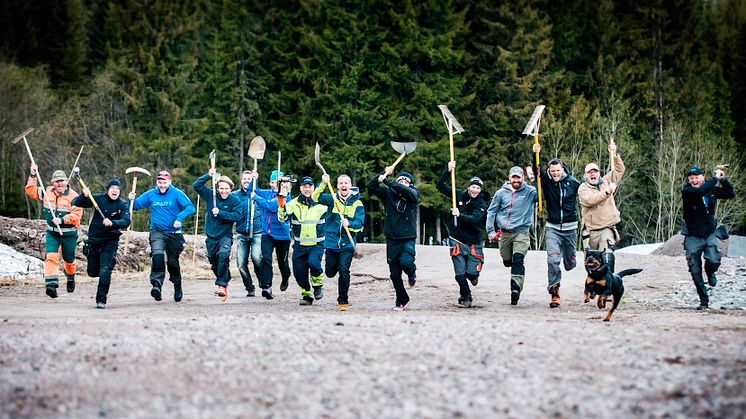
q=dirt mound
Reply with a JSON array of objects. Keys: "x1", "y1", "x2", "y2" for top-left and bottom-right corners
[{"x1": 653, "y1": 232, "x2": 729, "y2": 256}]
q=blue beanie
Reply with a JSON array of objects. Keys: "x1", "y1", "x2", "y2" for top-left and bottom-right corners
[{"x1": 270, "y1": 170, "x2": 284, "y2": 182}]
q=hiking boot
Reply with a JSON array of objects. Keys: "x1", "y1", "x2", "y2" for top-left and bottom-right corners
[
  {"x1": 696, "y1": 303, "x2": 709, "y2": 310},
  {"x1": 457, "y1": 297, "x2": 472, "y2": 308},
  {"x1": 313, "y1": 286, "x2": 324, "y2": 300},
  {"x1": 45, "y1": 284, "x2": 58, "y2": 299},
  {"x1": 66, "y1": 274, "x2": 75, "y2": 293},
  {"x1": 246, "y1": 289, "x2": 255, "y2": 297},
  {"x1": 151, "y1": 286, "x2": 162, "y2": 301},
  {"x1": 468, "y1": 276, "x2": 479, "y2": 286},
  {"x1": 280, "y1": 277, "x2": 289, "y2": 292},
  {"x1": 393, "y1": 304, "x2": 406, "y2": 311},
  {"x1": 510, "y1": 290, "x2": 520, "y2": 305},
  {"x1": 217, "y1": 286, "x2": 228, "y2": 302},
  {"x1": 96, "y1": 302, "x2": 106, "y2": 309},
  {"x1": 407, "y1": 273, "x2": 417, "y2": 288},
  {"x1": 299, "y1": 296, "x2": 314, "y2": 306},
  {"x1": 338, "y1": 303, "x2": 349, "y2": 311},
  {"x1": 549, "y1": 285, "x2": 561, "y2": 308},
  {"x1": 707, "y1": 272, "x2": 718, "y2": 287},
  {"x1": 174, "y1": 282, "x2": 183, "y2": 302},
  {"x1": 261, "y1": 287, "x2": 274, "y2": 300}
]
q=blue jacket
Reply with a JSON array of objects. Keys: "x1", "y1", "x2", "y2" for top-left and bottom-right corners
[
  {"x1": 231, "y1": 186, "x2": 263, "y2": 235},
  {"x1": 133, "y1": 184, "x2": 195, "y2": 234},
  {"x1": 192, "y1": 174, "x2": 242, "y2": 239},
  {"x1": 486, "y1": 181, "x2": 538, "y2": 234},
  {"x1": 252, "y1": 186, "x2": 291, "y2": 240},
  {"x1": 312, "y1": 183, "x2": 365, "y2": 250}
]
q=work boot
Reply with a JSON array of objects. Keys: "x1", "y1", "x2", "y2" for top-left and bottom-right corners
[
  {"x1": 280, "y1": 277, "x2": 289, "y2": 292},
  {"x1": 468, "y1": 276, "x2": 479, "y2": 286},
  {"x1": 96, "y1": 302, "x2": 106, "y2": 309},
  {"x1": 174, "y1": 282, "x2": 183, "y2": 302},
  {"x1": 696, "y1": 303, "x2": 709, "y2": 310},
  {"x1": 339, "y1": 303, "x2": 349, "y2": 311},
  {"x1": 46, "y1": 284, "x2": 58, "y2": 299},
  {"x1": 217, "y1": 285, "x2": 228, "y2": 302},
  {"x1": 151, "y1": 286, "x2": 162, "y2": 301},
  {"x1": 457, "y1": 296, "x2": 472, "y2": 308},
  {"x1": 261, "y1": 287, "x2": 274, "y2": 300},
  {"x1": 407, "y1": 273, "x2": 417, "y2": 288},
  {"x1": 549, "y1": 284, "x2": 561, "y2": 308},
  {"x1": 313, "y1": 286, "x2": 324, "y2": 300},
  {"x1": 510, "y1": 290, "x2": 520, "y2": 305},
  {"x1": 66, "y1": 274, "x2": 75, "y2": 293},
  {"x1": 299, "y1": 296, "x2": 314, "y2": 306},
  {"x1": 707, "y1": 272, "x2": 718, "y2": 287},
  {"x1": 246, "y1": 289, "x2": 255, "y2": 297}
]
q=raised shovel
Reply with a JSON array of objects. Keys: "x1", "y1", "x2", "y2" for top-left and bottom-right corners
[
  {"x1": 248, "y1": 136, "x2": 266, "y2": 238},
  {"x1": 387, "y1": 141, "x2": 417, "y2": 175}
]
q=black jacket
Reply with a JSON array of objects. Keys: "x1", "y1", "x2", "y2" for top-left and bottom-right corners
[
  {"x1": 367, "y1": 174, "x2": 419, "y2": 240},
  {"x1": 73, "y1": 193, "x2": 131, "y2": 242},
  {"x1": 533, "y1": 157, "x2": 581, "y2": 227},
  {"x1": 682, "y1": 177, "x2": 735, "y2": 237},
  {"x1": 436, "y1": 170, "x2": 488, "y2": 245}
]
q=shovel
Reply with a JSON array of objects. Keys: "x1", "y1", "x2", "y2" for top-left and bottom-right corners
[
  {"x1": 386, "y1": 141, "x2": 417, "y2": 175},
  {"x1": 248, "y1": 136, "x2": 266, "y2": 238},
  {"x1": 314, "y1": 143, "x2": 360, "y2": 257}
]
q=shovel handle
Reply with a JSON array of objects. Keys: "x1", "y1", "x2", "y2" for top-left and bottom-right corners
[
  {"x1": 21, "y1": 137, "x2": 63, "y2": 235},
  {"x1": 78, "y1": 177, "x2": 106, "y2": 220},
  {"x1": 123, "y1": 175, "x2": 138, "y2": 256},
  {"x1": 249, "y1": 159, "x2": 258, "y2": 239},
  {"x1": 389, "y1": 153, "x2": 406, "y2": 173},
  {"x1": 534, "y1": 135, "x2": 543, "y2": 218},
  {"x1": 324, "y1": 180, "x2": 357, "y2": 253}
]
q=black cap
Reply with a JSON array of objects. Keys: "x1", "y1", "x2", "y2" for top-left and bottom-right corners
[
  {"x1": 107, "y1": 178, "x2": 122, "y2": 190},
  {"x1": 300, "y1": 176, "x2": 314, "y2": 186},
  {"x1": 687, "y1": 166, "x2": 704, "y2": 176},
  {"x1": 468, "y1": 177, "x2": 484, "y2": 188},
  {"x1": 396, "y1": 171, "x2": 414, "y2": 184}
]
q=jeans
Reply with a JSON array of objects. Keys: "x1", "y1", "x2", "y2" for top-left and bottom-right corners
[
  {"x1": 85, "y1": 238, "x2": 119, "y2": 304},
  {"x1": 259, "y1": 235, "x2": 291, "y2": 289},
  {"x1": 206, "y1": 235, "x2": 233, "y2": 287},
  {"x1": 236, "y1": 233, "x2": 262, "y2": 292},
  {"x1": 326, "y1": 248, "x2": 354, "y2": 304},
  {"x1": 149, "y1": 229, "x2": 185, "y2": 288}
]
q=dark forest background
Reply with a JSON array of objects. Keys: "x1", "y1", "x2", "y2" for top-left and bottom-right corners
[{"x1": 1, "y1": 0, "x2": 745, "y2": 246}]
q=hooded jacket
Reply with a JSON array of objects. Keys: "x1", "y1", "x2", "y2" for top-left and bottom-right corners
[
  {"x1": 367, "y1": 174, "x2": 419, "y2": 240},
  {"x1": 312, "y1": 183, "x2": 365, "y2": 250},
  {"x1": 73, "y1": 192, "x2": 131, "y2": 241},
  {"x1": 133, "y1": 184, "x2": 195, "y2": 234},
  {"x1": 486, "y1": 181, "x2": 538, "y2": 235},
  {"x1": 193, "y1": 173, "x2": 242, "y2": 239},
  {"x1": 436, "y1": 169, "x2": 489, "y2": 245},
  {"x1": 534, "y1": 159, "x2": 581, "y2": 230},
  {"x1": 578, "y1": 155, "x2": 625, "y2": 231},
  {"x1": 682, "y1": 176, "x2": 735, "y2": 238}
]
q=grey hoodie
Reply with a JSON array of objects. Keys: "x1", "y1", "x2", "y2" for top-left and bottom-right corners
[{"x1": 486, "y1": 181, "x2": 538, "y2": 235}]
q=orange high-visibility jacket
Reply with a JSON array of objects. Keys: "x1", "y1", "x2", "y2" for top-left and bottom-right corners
[{"x1": 25, "y1": 178, "x2": 82, "y2": 235}]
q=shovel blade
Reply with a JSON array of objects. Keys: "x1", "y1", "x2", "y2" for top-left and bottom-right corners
[
  {"x1": 249, "y1": 136, "x2": 266, "y2": 160},
  {"x1": 314, "y1": 143, "x2": 327, "y2": 174},
  {"x1": 390, "y1": 141, "x2": 417, "y2": 155}
]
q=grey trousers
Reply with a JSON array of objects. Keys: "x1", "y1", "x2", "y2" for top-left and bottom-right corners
[
  {"x1": 683, "y1": 233, "x2": 721, "y2": 305},
  {"x1": 546, "y1": 227, "x2": 577, "y2": 291}
]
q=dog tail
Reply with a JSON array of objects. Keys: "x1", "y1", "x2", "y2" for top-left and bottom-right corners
[{"x1": 617, "y1": 268, "x2": 643, "y2": 278}]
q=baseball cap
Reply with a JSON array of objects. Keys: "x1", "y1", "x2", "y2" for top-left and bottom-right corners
[
  {"x1": 156, "y1": 170, "x2": 171, "y2": 180},
  {"x1": 300, "y1": 176, "x2": 314, "y2": 186},
  {"x1": 508, "y1": 166, "x2": 523, "y2": 178},
  {"x1": 584, "y1": 163, "x2": 600, "y2": 173},
  {"x1": 51, "y1": 170, "x2": 67, "y2": 182},
  {"x1": 687, "y1": 166, "x2": 704, "y2": 176}
]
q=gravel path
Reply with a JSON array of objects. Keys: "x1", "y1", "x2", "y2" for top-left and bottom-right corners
[{"x1": 1, "y1": 245, "x2": 745, "y2": 418}]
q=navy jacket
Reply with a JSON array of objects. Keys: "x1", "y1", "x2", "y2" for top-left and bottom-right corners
[
  {"x1": 682, "y1": 177, "x2": 735, "y2": 238},
  {"x1": 73, "y1": 193, "x2": 131, "y2": 242},
  {"x1": 367, "y1": 174, "x2": 419, "y2": 240},
  {"x1": 193, "y1": 174, "x2": 242, "y2": 239},
  {"x1": 436, "y1": 170, "x2": 488, "y2": 245}
]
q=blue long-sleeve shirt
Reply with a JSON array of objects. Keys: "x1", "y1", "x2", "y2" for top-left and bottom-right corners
[
  {"x1": 133, "y1": 184, "x2": 195, "y2": 234},
  {"x1": 193, "y1": 173, "x2": 242, "y2": 239},
  {"x1": 252, "y1": 187, "x2": 291, "y2": 240}
]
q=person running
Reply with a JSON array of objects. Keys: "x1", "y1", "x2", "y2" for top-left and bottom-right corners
[
  {"x1": 251, "y1": 170, "x2": 292, "y2": 299},
  {"x1": 280, "y1": 176, "x2": 328, "y2": 305},
  {"x1": 73, "y1": 178, "x2": 131, "y2": 308},
  {"x1": 367, "y1": 167, "x2": 420, "y2": 311},
  {"x1": 578, "y1": 142, "x2": 625, "y2": 251},
  {"x1": 193, "y1": 169, "x2": 242, "y2": 301},
  {"x1": 25, "y1": 165, "x2": 83, "y2": 298},
  {"x1": 314, "y1": 173, "x2": 365, "y2": 311},
  {"x1": 486, "y1": 166, "x2": 538, "y2": 305},
  {"x1": 681, "y1": 165, "x2": 735, "y2": 310},
  {"x1": 436, "y1": 160, "x2": 489, "y2": 308},
  {"x1": 526, "y1": 143, "x2": 581, "y2": 308},
  {"x1": 232, "y1": 170, "x2": 263, "y2": 297},
  {"x1": 130, "y1": 171, "x2": 195, "y2": 302}
]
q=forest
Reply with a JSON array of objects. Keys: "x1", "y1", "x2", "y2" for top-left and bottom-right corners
[{"x1": 1, "y1": 0, "x2": 745, "y2": 246}]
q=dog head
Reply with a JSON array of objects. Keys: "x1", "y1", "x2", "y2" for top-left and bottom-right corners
[{"x1": 584, "y1": 249, "x2": 613, "y2": 277}]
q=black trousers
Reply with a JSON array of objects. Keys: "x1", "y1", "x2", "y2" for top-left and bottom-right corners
[
  {"x1": 149, "y1": 230, "x2": 185, "y2": 288},
  {"x1": 259, "y1": 235, "x2": 291, "y2": 289},
  {"x1": 326, "y1": 248, "x2": 354, "y2": 304},
  {"x1": 206, "y1": 235, "x2": 233, "y2": 287},
  {"x1": 86, "y1": 238, "x2": 119, "y2": 304},
  {"x1": 386, "y1": 238, "x2": 416, "y2": 306}
]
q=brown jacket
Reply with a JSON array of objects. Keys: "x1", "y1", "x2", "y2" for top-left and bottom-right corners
[{"x1": 578, "y1": 155, "x2": 625, "y2": 230}]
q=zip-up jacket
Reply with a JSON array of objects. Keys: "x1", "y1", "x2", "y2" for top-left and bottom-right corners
[
  {"x1": 312, "y1": 183, "x2": 365, "y2": 250},
  {"x1": 26, "y1": 179, "x2": 83, "y2": 236},
  {"x1": 252, "y1": 186, "x2": 291, "y2": 240},
  {"x1": 436, "y1": 170, "x2": 489, "y2": 245},
  {"x1": 231, "y1": 186, "x2": 263, "y2": 235},
  {"x1": 682, "y1": 176, "x2": 735, "y2": 238},
  {"x1": 532, "y1": 157, "x2": 581, "y2": 230},
  {"x1": 366, "y1": 174, "x2": 419, "y2": 240},
  {"x1": 133, "y1": 184, "x2": 195, "y2": 234},
  {"x1": 578, "y1": 155, "x2": 625, "y2": 230},
  {"x1": 73, "y1": 193, "x2": 131, "y2": 241},
  {"x1": 193, "y1": 173, "x2": 242, "y2": 239},
  {"x1": 486, "y1": 181, "x2": 538, "y2": 235},
  {"x1": 281, "y1": 195, "x2": 328, "y2": 246}
]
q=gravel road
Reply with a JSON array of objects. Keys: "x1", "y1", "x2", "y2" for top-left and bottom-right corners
[{"x1": 1, "y1": 244, "x2": 745, "y2": 418}]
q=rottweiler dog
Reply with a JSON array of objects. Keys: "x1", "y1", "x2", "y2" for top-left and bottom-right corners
[{"x1": 584, "y1": 249, "x2": 642, "y2": 321}]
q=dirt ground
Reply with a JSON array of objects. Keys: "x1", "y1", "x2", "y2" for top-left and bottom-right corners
[{"x1": 1, "y1": 244, "x2": 745, "y2": 418}]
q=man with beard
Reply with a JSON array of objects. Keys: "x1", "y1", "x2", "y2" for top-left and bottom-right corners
[
  {"x1": 486, "y1": 166, "x2": 538, "y2": 305},
  {"x1": 130, "y1": 171, "x2": 195, "y2": 302},
  {"x1": 26, "y1": 165, "x2": 83, "y2": 298},
  {"x1": 280, "y1": 176, "x2": 328, "y2": 305},
  {"x1": 73, "y1": 179, "x2": 131, "y2": 308},
  {"x1": 681, "y1": 166, "x2": 735, "y2": 310},
  {"x1": 367, "y1": 167, "x2": 420, "y2": 311},
  {"x1": 193, "y1": 169, "x2": 242, "y2": 301},
  {"x1": 578, "y1": 143, "x2": 625, "y2": 251},
  {"x1": 314, "y1": 173, "x2": 365, "y2": 311},
  {"x1": 232, "y1": 170, "x2": 263, "y2": 297},
  {"x1": 526, "y1": 144, "x2": 581, "y2": 309},
  {"x1": 436, "y1": 160, "x2": 489, "y2": 308}
]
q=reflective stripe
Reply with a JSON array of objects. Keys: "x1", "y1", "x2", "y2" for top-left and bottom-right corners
[
  {"x1": 47, "y1": 226, "x2": 77, "y2": 233},
  {"x1": 297, "y1": 237, "x2": 324, "y2": 243},
  {"x1": 43, "y1": 203, "x2": 76, "y2": 212},
  {"x1": 291, "y1": 219, "x2": 325, "y2": 225}
]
